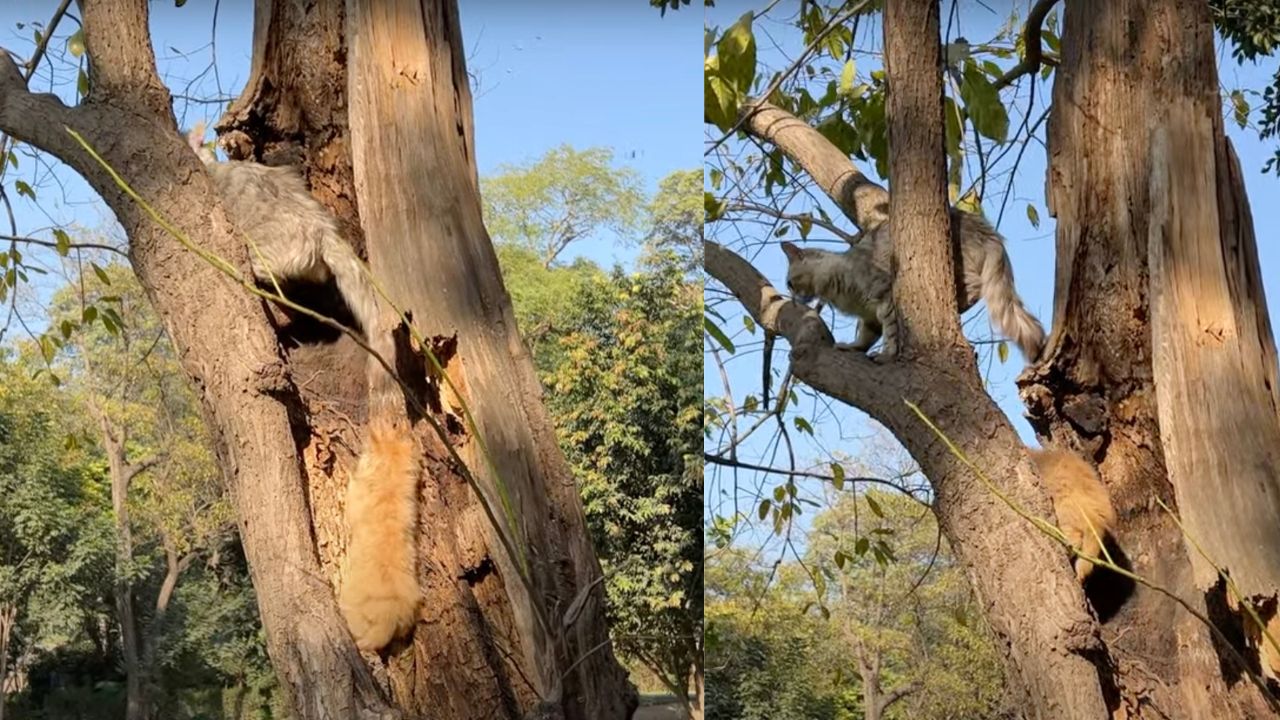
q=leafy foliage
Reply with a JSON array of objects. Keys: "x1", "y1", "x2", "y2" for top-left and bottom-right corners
[
  {"x1": 480, "y1": 145, "x2": 645, "y2": 267},
  {"x1": 706, "y1": 492, "x2": 1011, "y2": 720},
  {"x1": 1212, "y1": 0, "x2": 1280, "y2": 174},
  {"x1": 540, "y1": 252, "x2": 703, "y2": 698},
  {"x1": 645, "y1": 170, "x2": 704, "y2": 272}
]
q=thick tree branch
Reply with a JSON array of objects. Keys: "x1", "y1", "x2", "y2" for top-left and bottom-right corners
[
  {"x1": 737, "y1": 100, "x2": 890, "y2": 232},
  {"x1": 883, "y1": 0, "x2": 968, "y2": 363},
  {"x1": 79, "y1": 0, "x2": 171, "y2": 116},
  {"x1": 992, "y1": 0, "x2": 1059, "y2": 91}
]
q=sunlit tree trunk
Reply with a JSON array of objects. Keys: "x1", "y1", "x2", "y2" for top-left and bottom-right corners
[{"x1": 1018, "y1": 0, "x2": 1280, "y2": 715}]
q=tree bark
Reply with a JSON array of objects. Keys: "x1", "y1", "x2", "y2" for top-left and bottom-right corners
[
  {"x1": 0, "y1": 603, "x2": 13, "y2": 720},
  {"x1": 882, "y1": 0, "x2": 966, "y2": 365},
  {"x1": 1019, "y1": 0, "x2": 1280, "y2": 716}
]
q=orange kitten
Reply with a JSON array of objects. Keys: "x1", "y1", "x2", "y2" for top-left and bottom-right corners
[
  {"x1": 339, "y1": 419, "x2": 421, "y2": 651},
  {"x1": 1029, "y1": 448, "x2": 1116, "y2": 583}
]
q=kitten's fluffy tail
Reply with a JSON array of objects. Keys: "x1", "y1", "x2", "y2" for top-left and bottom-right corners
[
  {"x1": 1029, "y1": 448, "x2": 1116, "y2": 583},
  {"x1": 339, "y1": 419, "x2": 421, "y2": 651},
  {"x1": 980, "y1": 242, "x2": 1046, "y2": 362}
]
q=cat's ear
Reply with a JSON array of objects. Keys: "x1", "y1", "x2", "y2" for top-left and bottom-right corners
[
  {"x1": 780, "y1": 241, "x2": 804, "y2": 261},
  {"x1": 185, "y1": 122, "x2": 206, "y2": 154}
]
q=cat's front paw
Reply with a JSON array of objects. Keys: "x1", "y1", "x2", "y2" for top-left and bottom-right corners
[{"x1": 835, "y1": 341, "x2": 873, "y2": 353}]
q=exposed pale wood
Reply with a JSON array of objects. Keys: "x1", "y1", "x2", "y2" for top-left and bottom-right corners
[
  {"x1": 1148, "y1": 118, "x2": 1280, "y2": 595},
  {"x1": 344, "y1": 1, "x2": 633, "y2": 718}
]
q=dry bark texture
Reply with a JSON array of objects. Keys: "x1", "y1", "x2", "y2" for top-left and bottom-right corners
[
  {"x1": 1018, "y1": 0, "x2": 1280, "y2": 716},
  {"x1": 0, "y1": 1, "x2": 634, "y2": 718}
]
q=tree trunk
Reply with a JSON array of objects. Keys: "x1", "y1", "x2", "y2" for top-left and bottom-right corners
[
  {"x1": 0, "y1": 603, "x2": 13, "y2": 720},
  {"x1": 98, "y1": 415, "x2": 145, "y2": 720},
  {"x1": 207, "y1": 1, "x2": 636, "y2": 718},
  {"x1": 1018, "y1": 0, "x2": 1280, "y2": 716},
  {"x1": 690, "y1": 655, "x2": 704, "y2": 720}
]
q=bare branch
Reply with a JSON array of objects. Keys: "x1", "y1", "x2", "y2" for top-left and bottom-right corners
[{"x1": 0, "y1": 233, "x2": 128, "y2": 258}]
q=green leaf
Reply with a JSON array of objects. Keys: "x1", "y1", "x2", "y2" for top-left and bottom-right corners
[
  {"x1": 960, "y1": 62, "x2": 1009, "y2": 143},
  {"x1": 704, "y1": 315, "x2": 735, "y2": 354},
  {"x1": 704, "y1": 191, "x2": 727, "y2": 221},
  {"x1": 743, "y1": 394, "x2": 758, "y2": 412},
  {"x1": 53, "y1": 228, "x2": 71, "y2": 256},
  {"x1": 77, "y1": 69, "x2": 89, "y2": 98},
  {"x1": 834, "y1": 550, "x2": 848, "y2": 570},
  {"x1": 1041, "y1": 29, "x2": 1061, "y2": 54},
  {"x1": 1231, "y1": 90, "x2": 1250, "y2": 129},
  {"x1": 830, "y1": 463, "x2": 845, "y2": 491},
  {"x1": 1026, "y1": 203, "x2": 1040, "y2": 228},
  {"x1": 14, "y1": 180, "x2": 34, "y2": 200},
  {"x1": 798, "y1": 216, "x2": 812, "y2": 239},
  {"x1": 716, "y1": 12, "x2": 757, "y2": 94},
  {"x1": 819, "y1": 604, "x2": 831, "y2": 620},
  {"x1": 838, "y1": 59, "x2": 856, "y2": 97},
  {"x1": 743, "y1": 315, "x2": 756, "y2": 334},
  {"x1": 82, "y1": 305, "x2": 98, "y2": 324},
  {"x1": 998, "y1": 341, "x2": 1009, "y2": 364},
  {"x1": 794, "y1": 416, "x2": 813, "y2": 435},
  {"x1": 866, "y1": 494, "x2": 884, "y2": 518},
  {"x1": 59, "y1": 319, "x2": 73, "y2": 339},
  {"x1": 90, "y1": 262, "x2": 111, "y2": 286},
  {"x1": 6, "y1": 150, "x2": 16, "y2": 169},
  {"x1": 67, "y1": 28, "x2": 85, "y2": 57},
  {"x1": 773, "y1": 485, "x2": 786, "y2": 503},
  {"x1": 758, "y1": 499, "x2": 771, "y2": 521},
  {"x1": 38, "y1": 334, "x2": 54, "y2": 363},
  {"x1": 704, "y1": 71, "x2": 738, "y2": 133},
  {"x1": 176, "y1": 0, "x2": 188, "y2": 6}
]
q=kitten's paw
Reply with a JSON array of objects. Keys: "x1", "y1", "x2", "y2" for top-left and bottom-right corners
[
  {"x1": 835, "y1": 342, "x2": 872, "y2": 353},
  {"x1": 867, "y1": 349, "x2": 897, "y2": 364}
]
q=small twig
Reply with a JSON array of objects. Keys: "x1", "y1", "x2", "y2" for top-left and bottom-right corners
[{"x1": 992, "y1": 0, "x2": 1060, "y2": 91}]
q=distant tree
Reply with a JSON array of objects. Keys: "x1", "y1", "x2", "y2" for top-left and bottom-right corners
[
  {"x1": 481, "y1": 145, "x2": 645, "y2": 267},
  {"x1": 527, "y1": 251, "x2": 703, "y2": 717},
  {"x1": 44, "y1": 263, "x2": 232, "y2": 720},
  {"x1": 808, "y1": 490, "x2": 1009, "y2": 720},
  {"x1": 645, "y1": 170, "x2": 703, "y2": 272},
  {"x1": 0, "y1": 352, "x2": 114, "y2": 720}
]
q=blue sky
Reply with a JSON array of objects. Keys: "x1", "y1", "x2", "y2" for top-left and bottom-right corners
[
  {"x1": 0, "y1": 1, "x2": 701, "y2": 325},
  {"x1": 703, "y1": 0, "x2": 1280, "y2": 555}
]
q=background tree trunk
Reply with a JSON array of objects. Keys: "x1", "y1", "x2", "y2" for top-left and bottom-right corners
[
  {"x1": 1020, "y1": 0, "x2": 1280, "y2": 715},
  {"x1": 210, "y1": 1, "x2": 636, "y2": 718}
]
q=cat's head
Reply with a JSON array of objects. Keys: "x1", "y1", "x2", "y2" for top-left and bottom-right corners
[{"x1": 780, "y1": 241, "x2": 828, "y2": 304}]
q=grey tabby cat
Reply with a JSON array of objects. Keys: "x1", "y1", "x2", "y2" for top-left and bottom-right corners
[
  {"x1": 184, "y1": 124, "x2": 399, "y2": 411},
  {"x1": 185, "y1": 125, "x2": 423, "y2": 652},
  {"x1": 781, "y1": 209, "x2": 1045, "y2": 363}
]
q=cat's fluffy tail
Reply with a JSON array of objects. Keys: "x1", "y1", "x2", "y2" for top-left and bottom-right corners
[
  {"x1": 980, "y1": 242, "x2": 1046, "y2": 362},
  {"x1": 339, "y1": 419, "x2": 421, "y2": 651},
  {"x1": 1029, "y1": 448, "x2": 1116, "y2": 583}
]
